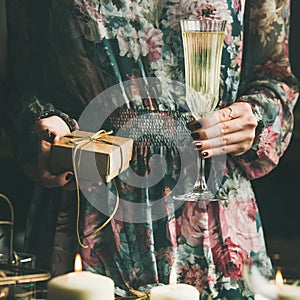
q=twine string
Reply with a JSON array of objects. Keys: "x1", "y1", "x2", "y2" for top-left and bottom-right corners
[{"x1": 70, "y1": 130, "x2": 119, "y2": 248}]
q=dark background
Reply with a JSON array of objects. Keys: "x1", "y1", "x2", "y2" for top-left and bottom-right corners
[{"x1": 0, "y1": 0, "x2": 300, "y2": 253}]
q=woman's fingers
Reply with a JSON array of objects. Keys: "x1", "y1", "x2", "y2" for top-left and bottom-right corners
[
  {"x1": 34, "y1": 115, "x2": 70, "y2": 142},
  {"x1": 37, "y1": 139, "x2": 102, "y2": 189},
  {"x1": 38, "y1": 139, "x2": 73, "y2": 188},
  {"x1": 33, "y1": 116, "x2": 74, "y2": 188},
  {"x1": 188, "y1": 102, "x2": 242, "y2": 131},
  {"x1": 189, "y1": 102, "x2": 255, "y2": 131},
  {"x1": 194, "y1": 144, "x2": 252, "y2": 158},
  {"x1": 192, "y1": 131, "x2": 255, "y2": 157},
  {"x1": 191, "y1": 114, "x2": 257, "y2": 141},
  {"x1": 189, "y1": 102, "x2": 258, "y2": 157},
  {"x1": 39, "y1": 170, "x2": 74, "y2": 188}
]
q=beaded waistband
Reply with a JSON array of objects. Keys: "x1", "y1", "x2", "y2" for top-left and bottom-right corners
[{"x1": 105, "y1": 108, "x2": 193, "y2": 147}]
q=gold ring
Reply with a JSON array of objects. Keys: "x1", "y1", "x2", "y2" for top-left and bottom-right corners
[{"x1": 228, "y1": 107, "x2": 235, "y2": 120}]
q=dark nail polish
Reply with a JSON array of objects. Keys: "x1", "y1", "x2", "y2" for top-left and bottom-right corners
[
  {"x1": 191, "y1": 132, "x2": 200, "y2": 140},
  {"x1": 66, "y1": 174, "x2": 74, "y2": 181},
  {"x1": 47, "y1": 130, "x2": 55, "y2": 143},
  {"x1": 202, "y1": 151, "x2": 209, "y2": 157},
  {"x1": 49, "y1": 134, "x2": 55, "y2": 143},
  {"x1": 193, "y1": 142, "x2": 202, "y2": 149},
  {"x1": 194, "y1": 122, "x2": 202, "y2": 129}
]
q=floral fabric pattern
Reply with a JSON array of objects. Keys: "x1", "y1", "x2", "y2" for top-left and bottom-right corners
[{"x1": 1, "y1": 0, "x2": 299, "y2": 299}]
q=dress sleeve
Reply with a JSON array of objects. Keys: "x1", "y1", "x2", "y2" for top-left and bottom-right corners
[{"x1": 234, "y1": 0, "x2": 299, "y2": 179}]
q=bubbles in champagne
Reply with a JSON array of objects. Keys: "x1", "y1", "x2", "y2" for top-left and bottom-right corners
[{"x1": 181, "y1": 20, "x2": 226, "y2": 117}]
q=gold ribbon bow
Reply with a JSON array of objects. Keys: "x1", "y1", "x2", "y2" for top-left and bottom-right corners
[{"x1": 71, "y1": 130, "x2": 120, "y2": 249}]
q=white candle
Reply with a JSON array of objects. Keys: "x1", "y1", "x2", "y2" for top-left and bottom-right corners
[
  {"x1": 150, "y1": 283, "x2": 199, "y2": 300},
  {"x1": 277, "y1": 283, "x2": 300, "y2": 300},
  {"x1": 150, "y1": 266, "x2": 199, "y2": 300},
  {"x1": 47, "y1": 253, "x2": 114, "y2": 300},
  {"x1": 47, "y1": 271, "x2": 114, "y2": 300}
]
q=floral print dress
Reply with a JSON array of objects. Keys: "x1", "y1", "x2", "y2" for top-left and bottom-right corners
[{"x1": 1, "y1": 0, "x2": 299, "y2": 299}]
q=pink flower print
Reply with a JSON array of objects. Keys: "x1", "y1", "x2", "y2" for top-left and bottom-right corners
[
  {"x1": 119, "y1": 180, "x2": 135, "y2": 194},
  {"x1": 233, "y1": 0, "x2": 242, "y2": 13},
  {"x1": 178, "y1": 263, "x2": 209, "y2": 292},
  {"x1": 81, "y1": 237, "x2": 98, "y2": 268},
  {"x1": 83, "y1": 210, "x2": 101, "y2": 237},
  {"x1": 212, "y1": 237, "x2": 248, "y2": 280},
  {"x1": 235, "y1": 38, "x2": 243, "y2": 67},
  {"x1": 142, "y1": 26, "x2": 163, "y2": 63},
  {"x1": 178, "y1": 203, "x2": 208, "y2": 246},
  {"x1": 111, "y1": 218, "x2": 123, "y2": 250},
  {"x1": 224, "y1": 21, "x2": 233, "y2": 45},
  {"x1": 207, "y1": 272, "x2": 217, "y2": 287},
  {"x1": 257, "y1": 125, "x2": 280, "y2": 166},
  {"x1": 282, "y1": 82, "x2": 297, "y2": 102},
  {"x1": 166, "y1": 217, "x2": 179, "y2": 247},
  {"x1": 179, "y1": 202, "x2": 228, "y2": 248},
  {"x1": 155, "y1": 247, "x2": 175, "y2": 267},
  {"x1": 226, "y1": 199, "x2": 260, "y2": 252}
]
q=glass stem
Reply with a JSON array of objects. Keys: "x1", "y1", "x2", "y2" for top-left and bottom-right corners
[{"x1": 193, "y1": 153, "x2": 208, "y2": 192}]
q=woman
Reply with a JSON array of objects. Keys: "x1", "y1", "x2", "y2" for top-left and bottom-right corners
[{"x1": 1, "y1": 0, "x2": 299, "y2": 298}]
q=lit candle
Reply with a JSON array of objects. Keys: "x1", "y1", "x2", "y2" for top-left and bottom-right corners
[
  {"x1": 244, "y1": 264, "x2": 300, "y2": 300},
  {"x1": 275, "y1": 269, "x2": 300, "y2": 300},
  {"x1": 149, "y1": 267, "x2": 199, "y2": 300},
  {"x1": 47, "y1": 253, "x2": 114, "y2": 300}
]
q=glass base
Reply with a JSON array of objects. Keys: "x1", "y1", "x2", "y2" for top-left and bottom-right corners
[{"x1": 173, "y1": 189, "x2": 227, "y2": 202}]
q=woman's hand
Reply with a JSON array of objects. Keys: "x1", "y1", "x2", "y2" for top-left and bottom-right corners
[
  {"x1": 34, "y1": 115, "x2": 70, "y2": 144},
  {"x1": 187, "y1": 102, "x2": 258, "y2": 158},
  {"x1": 33, "y1": 116, "x2": 103, "y2": 191},
  {"x1": 34, "y1": 116, "x2": 74, "y2": 188}
]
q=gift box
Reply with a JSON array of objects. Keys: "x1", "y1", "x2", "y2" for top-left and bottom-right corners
[{"x1": 50, "y1": 130, "x2": 133, "y2": 182}]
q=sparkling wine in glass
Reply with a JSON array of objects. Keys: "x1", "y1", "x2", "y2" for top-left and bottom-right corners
[{"x1": 174, "y1": 18, "x2": 226, "y2": 202}]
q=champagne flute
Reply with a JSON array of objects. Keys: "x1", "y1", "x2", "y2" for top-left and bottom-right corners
[{"x1": 174, "y1": 18, "x2": 226, "y2": 202}]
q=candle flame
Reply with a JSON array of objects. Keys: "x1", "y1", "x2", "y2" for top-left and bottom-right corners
[
  {"x1": 74, "y1": 253, "x2": 82, "y2": 272},
  {"x1": 169, "y1": 266, "x2": 177, "y2": 285},
  {"x1": 275, "y1": 269, "x2": 284, "y2": 286}
]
